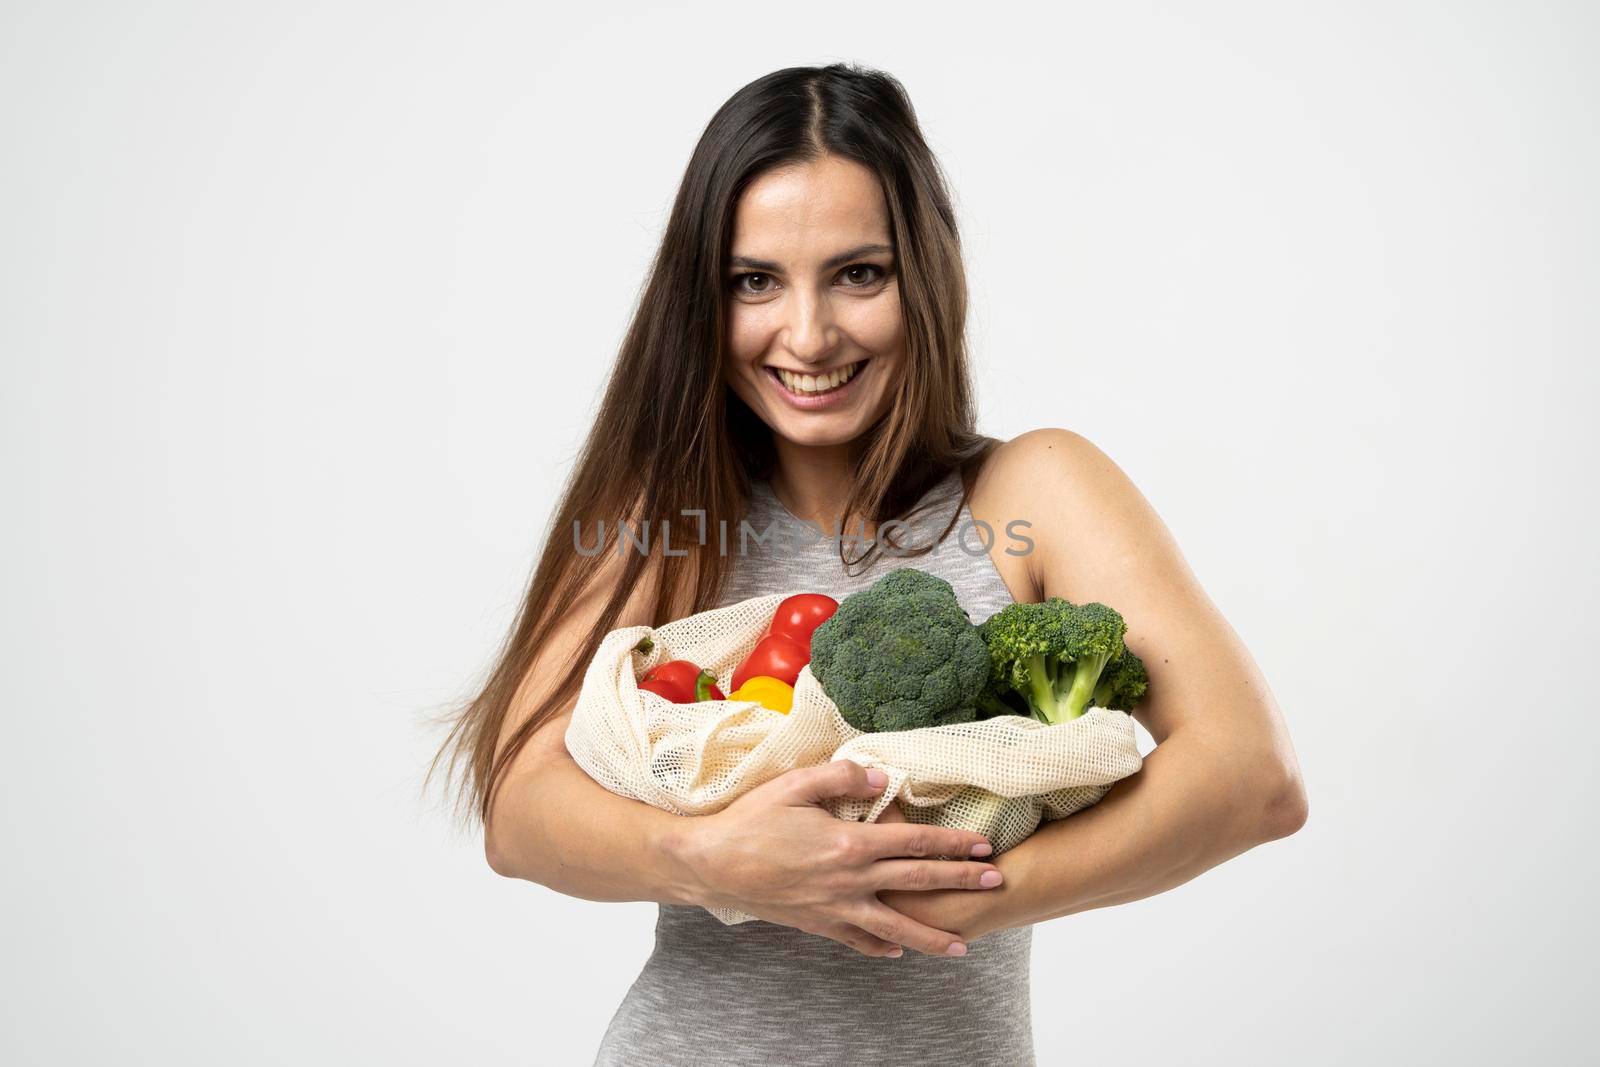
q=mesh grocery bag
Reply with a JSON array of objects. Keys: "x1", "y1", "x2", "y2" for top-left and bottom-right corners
[{"x1": 564, "y1": 592, "x2": 1144, "y2": 925}]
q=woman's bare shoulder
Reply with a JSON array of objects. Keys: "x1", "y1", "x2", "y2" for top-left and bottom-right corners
[
  {"x1": 967, "y1": 428, "x2": 1138, "y2": 601},
  {"x1": 971, "y1": 428, "x2": 1105, "y2": 492}
]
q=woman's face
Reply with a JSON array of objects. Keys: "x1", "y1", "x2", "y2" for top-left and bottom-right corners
[{"x1": 722, "y1": 154, "x2": 904, "y2": 452}]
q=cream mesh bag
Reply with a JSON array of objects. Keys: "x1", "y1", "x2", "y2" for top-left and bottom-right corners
[{"x1": 564, "y1": 592, "x2": 1144, "y2": 925}]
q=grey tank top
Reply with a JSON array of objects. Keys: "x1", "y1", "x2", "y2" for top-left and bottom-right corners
[{"x1": 591, "y1": 468, "x2": 1034, "y2": 1066}]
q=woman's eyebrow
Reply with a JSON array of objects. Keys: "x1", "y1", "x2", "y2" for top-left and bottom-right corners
[{"x1": 729, "y1": 242, "x2": 893, "y2": 273}]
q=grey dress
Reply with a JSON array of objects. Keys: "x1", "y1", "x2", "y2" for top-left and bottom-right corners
[{"x1": 592, "y1": 468, "x2": 1035, "y2": 1066}]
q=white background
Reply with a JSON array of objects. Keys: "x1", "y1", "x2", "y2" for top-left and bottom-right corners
[{"x1": 4, "y1": 2, "x2": 1595, "y2": 1063}]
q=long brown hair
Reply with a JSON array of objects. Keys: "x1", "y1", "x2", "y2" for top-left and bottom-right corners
[{"x1": 431, "y1": 61, "x2": 997, "y2": 823}]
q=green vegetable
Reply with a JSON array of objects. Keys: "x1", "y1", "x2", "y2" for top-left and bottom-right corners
[
  {"x1": 975, "y1": 598, "x2": 1147, "y2": 724},
  {"x1": 1093, "y1": 646, "x2": 1150, "y2": 712},
  {"x1": 809, "y1": 568, "x2": 990, "y2": 733}
]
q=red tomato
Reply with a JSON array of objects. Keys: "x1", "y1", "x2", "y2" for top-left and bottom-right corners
[
  {"x1": 732, "y1": 633, "x2": 809, "y2": 691},
  {"x1": 640, "y1": 659, "x2": 725, "y2": 703},
  {"x1": 768, "y1": 593, "x2": 839, "y2": 653}
]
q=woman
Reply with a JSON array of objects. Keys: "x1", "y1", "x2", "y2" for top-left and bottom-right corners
[{"x1": 434, "y1": 62, "x2": 1308, "y2": 1065}]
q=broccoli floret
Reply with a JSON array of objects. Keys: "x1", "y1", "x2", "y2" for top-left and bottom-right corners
[
  {"x1": 977, "y1": 598, "x2": 1141, "y2": 723},
  {"x1": 1093, "y1": 647, "x2": 1149, "y2": 711},
  {"x1": 809, "y1": 568, "x2": 990, "y2": 733}
]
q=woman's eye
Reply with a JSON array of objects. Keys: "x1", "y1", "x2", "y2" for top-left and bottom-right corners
[
  {"x1": 841, "y1": 264, "x2": 886, "y2": 286},
  {"x1": 733, "y1": 273, "x2": 774, "y2": 295}
]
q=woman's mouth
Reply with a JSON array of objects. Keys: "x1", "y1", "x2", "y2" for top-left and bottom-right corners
[{"x1": 763, "y1": 359, "x2": 868, "y2": 410}]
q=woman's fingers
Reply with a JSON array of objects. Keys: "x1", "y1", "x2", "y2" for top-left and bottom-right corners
[
  {"x1": 868, "y1": 858, "x2": 1003, "y2": 893},
  {"x1": 779, "y1": 758, "x2": 887, "y2": 806},
  {"x1": 858, "y1": 822, "x2": 993, "y2": 863},
  {"x1": 851, "y1": 902, "x2": 968, "y2": 958}
]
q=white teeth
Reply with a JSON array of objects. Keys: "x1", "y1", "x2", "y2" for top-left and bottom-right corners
[{"x1": 776, "y1": 362, "x2": 859, "y2": 394}]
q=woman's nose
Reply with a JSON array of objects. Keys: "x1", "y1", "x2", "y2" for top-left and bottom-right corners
[{"x1": 782, "y1": 290, "x2": 838, "y2": 363}]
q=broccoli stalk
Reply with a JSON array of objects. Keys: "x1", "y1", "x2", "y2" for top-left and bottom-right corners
[
  {"x1": 977, "y1": 599, "x2": 1143, "y2": 724},
  {"x1": 1048, "y1": 648, "x2": 1115, "y2": 722},
  {"x1": 1022, "y1": 652, "x2": 1057, "y2": 719}
]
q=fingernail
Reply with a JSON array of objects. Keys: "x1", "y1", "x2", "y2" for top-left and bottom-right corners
[
  {"x1": 946, "y1": 941, "x2": 967, "y2": 957},
  {"x1": 970, "y1": 842, "x2": 992, "y2": 857},
  {"x1": 887, "y1": 947, "x2": 903, "y2": 958},
  {"x1": 866, "y1": 769, "x2": 887, "y2": 788},
  {"x1": 980, "y1": 870, "x2": 1003, "y2": 888}
]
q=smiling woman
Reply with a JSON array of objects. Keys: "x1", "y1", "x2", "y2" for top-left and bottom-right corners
[{"x1": 432, "y1": 59, "x2": 1304, "y2": 1067}]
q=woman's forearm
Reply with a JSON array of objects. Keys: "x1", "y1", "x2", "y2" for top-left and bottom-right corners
[
  {"x1": 485, "y1": 750, "x2": 701, "y2": 907},
  {"x1": 983, "y1": 729, "x2": 1306, "y2": 932}
]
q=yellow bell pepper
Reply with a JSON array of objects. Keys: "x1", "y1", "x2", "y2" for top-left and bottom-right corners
[{"x1": 729, "y1": 675, "x2": 794, "y2": 714}]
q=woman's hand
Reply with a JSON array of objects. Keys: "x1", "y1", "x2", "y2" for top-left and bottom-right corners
[
  {"x1": 873, "y1": 799, "x2": 1004, "y2": 945},
  {"x1": 670, "y1": 759, "x2": 1004, "y2": 958}
]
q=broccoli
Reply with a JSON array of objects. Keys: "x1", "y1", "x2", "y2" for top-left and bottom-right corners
[
  {"x1": 809, "y1": 567, "x2": 990, "y2": 733},
  {"x1": 976, "y1": 598, "x2": 1146, "y2": 723},
  {"x1": 1093, "y1": 647, "x2": 1149, "y2": 711}
]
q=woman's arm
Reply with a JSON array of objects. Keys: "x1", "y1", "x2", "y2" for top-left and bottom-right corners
[
  {"x1": 482, "y1": 550, "x2": 704, "y2": 903},
  {"x1": 884, "y1": 428, "x2": 1308, "y2": 940},
  {"x1": 486, "y1": 723, "x2": 705, "y2": 904}
]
